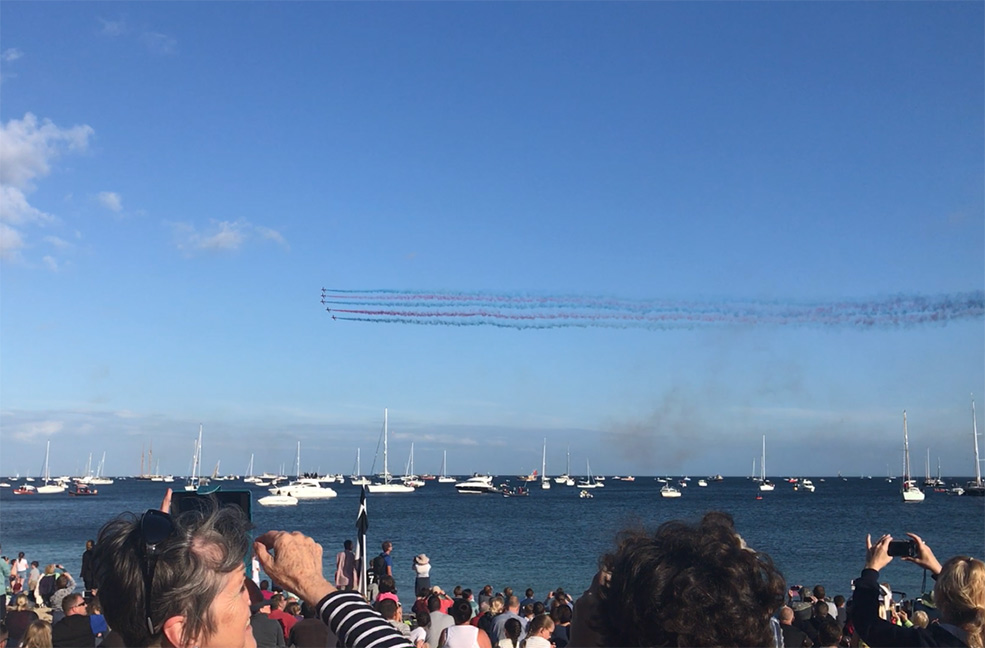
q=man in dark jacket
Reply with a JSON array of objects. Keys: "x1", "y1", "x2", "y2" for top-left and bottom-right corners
[
  {"x1": 52, "y1": 594, "x2": 96, "y2": 648},
  {"x1": 251, "y1": 595, "x2": 286, "y2": 647},
  {"x1": 289, "y1": 601, "x2": 338, "y2": 647},
  {"x1": 81, "y1": 539, "x2": 97, "y2": 597}
]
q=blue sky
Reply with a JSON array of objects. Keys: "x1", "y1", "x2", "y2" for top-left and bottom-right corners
[{"x1": 1, "y1": 2, "x2": 982, "y2": 480}]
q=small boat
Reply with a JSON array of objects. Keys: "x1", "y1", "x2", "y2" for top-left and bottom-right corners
[
  {"x1": 697, "y1": 479, "x2": 708, "y2": 487},
  {"x1": 437, "y1": 450, "x2": 456, "y2": 483},
  {"x1": 619, "y1": 475, "x2": 635, "y2": 482},
  {"x1": 13, "y1": 485, "x2": 37, "y2": 495},
  {"x1": 900, "y1": 411, "x2": 925, "y2": 502},
  {"x1": 540, "y1": 439, "x2": 551, "y2": 490},
  {"x1": 37, "y1": 441, "x2": 67, "y2": 494},
  {"x1": 455, "y1": 474, "x2": 498, "y2": 494},
  {"x1": 502, "y1": 486, "x2": 529, "y2": 497},
  {"x1": 797, "y1": 479, "x2": 816, "y2": 492},
  {"x1": 758, "y1": 436, "x2": 775, "y2": 492},
  {"x1": 185, "y1": 425, "x2": 204, "y2": 492},
  {"x1": 576, "y1": 460, "x2": 603, "y2": 489},
  {"x1": 579, "y1": 489, "x2": 593, "y2": 499},
  {"x1": 69, "y1": 483, "x2": 98, "y2": 496},
  {"x1": 660, "y1": 484, "x2": 682, "y2": 498},
  {"x1": 258, "y1": 494, "x2": 299, "y2": 507},
  {"x1": 0, "y1": 481, "x2": 10, "y2": 487}
]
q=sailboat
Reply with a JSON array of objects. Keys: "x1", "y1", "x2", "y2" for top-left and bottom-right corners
[
  {"x1": 577, "y1": 460, "x2": 602, "y2": 488},
  {"x1": 923, "y1": 449, "x2": 945, "y2": 488},
  {"x1": 37, "y1": 441, "x2": 66, "y2": 494},
  {"x1": 402, "y1": 443, "x2": 425, "y2": 487},
  {"x1": 901, "y1": 411, "x2": 925, "y2": 502},
  {"x1": 540, "y1": 439, "x2": 551, "y2": 490},
  {"x1": 89, "y1": 452, "x2": 114, "y2": 485},
  {"x1": 184, "y1": 425, "x2": 203, "y2": 492},
  {"x1": 554, "y1": 446, "x2": 575, "y2": 485},
  {"x1": 438, "y1": 450, "x2": 456, "y2": 483},
  {"x1": 966, "y1": 397, "x2": 985, "y2": 496},
  {"x1": 368, "y1": 409, "x2": 415, "y2": 493},
  {"x1": 350, "y1": 449, "x2": 371, "y2": 486},
  {"x1": 758, "y1": 436, "x2": 775, "y2": 491}
]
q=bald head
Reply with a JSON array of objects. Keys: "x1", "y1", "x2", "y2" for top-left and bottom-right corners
[{"x1": 779, "y1": 606, "x2": 794, "y2": 624}]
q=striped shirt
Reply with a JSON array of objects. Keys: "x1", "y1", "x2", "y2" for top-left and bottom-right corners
[{"x1": 318, "y1": 591, "x2": 414, "y2": 648}]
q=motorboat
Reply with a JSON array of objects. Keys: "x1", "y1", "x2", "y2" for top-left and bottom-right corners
[
  {"x1": 900, "y1": 411, "x2": 925, "y2": 502},
  {"x1": 269, "y1": 478, "x2": 337, "y2": 499},
  {"x1": 660, "y1": 484, "x2": 682, "y2": 498},
  {"x1": 13, "y1": 485, "x2": 37, "y2": 495},
  {"x1": 258, "y1": 494, "x2": 299, "y2": 506},
  {"x1": 368, "y1": 409, "x2": 416, "y2": 494},
  {"x1": 69, "y1": 483, "x2": 98, "y2": 496},
  {"x1": 455, "y1": 474, "x2": 498, "y2": 494},
  {"x1": 697, "y1": 479, "x2": 708, "y2": 487}
]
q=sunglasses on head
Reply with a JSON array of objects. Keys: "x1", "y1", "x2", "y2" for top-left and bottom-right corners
[{"x1": 139, "y1": 509, "x2": 175, "y2": 635}]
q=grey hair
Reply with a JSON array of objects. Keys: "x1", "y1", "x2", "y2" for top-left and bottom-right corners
[{"x1": 93, "y1": 500, "x2": 252, "y2": 647}]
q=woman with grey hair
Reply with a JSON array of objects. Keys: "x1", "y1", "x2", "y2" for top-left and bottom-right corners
[{"x1": 92, "y1": 490, "x2": 414, "y2": 648}]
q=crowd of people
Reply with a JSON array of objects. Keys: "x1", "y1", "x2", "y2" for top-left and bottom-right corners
[{"x1": 1, "y1": 496, "x2": 982, "y2": 648}]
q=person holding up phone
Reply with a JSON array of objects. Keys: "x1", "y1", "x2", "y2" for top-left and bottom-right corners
[{"x1": 850, "y1": 532, "x2": 985, "y2": 648}]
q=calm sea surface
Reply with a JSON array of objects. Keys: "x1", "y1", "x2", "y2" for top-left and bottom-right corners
[{"x1": 1, "y1": 477, "x2": 982, "y2": 608}]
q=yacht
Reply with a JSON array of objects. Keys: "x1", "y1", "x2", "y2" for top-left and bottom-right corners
[
  {"x1": 660, "y1": 484, "x2": 682, "y2": 498},
  {"x1": 269, "y1": 478, "x2": 337, "y2": 499},
  {"x1": 368, "y1": 409, "x2": 416, "y2": 494},
  {"x1": 454, "y1": 474, "x2": 498, "y2": 494},
  {"x1": 258, "y1": 494, "x2": 299, "y2": 506},
  {"x1": 900, "y1": 411, "x2": 925, "y2": 502}
]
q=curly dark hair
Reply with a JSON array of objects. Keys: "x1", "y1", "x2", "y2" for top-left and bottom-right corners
[{"x1": 596, "y1": 511, "x2": 785, "y2": 647}]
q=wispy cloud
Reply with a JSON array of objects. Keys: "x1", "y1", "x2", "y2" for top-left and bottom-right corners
[
  {"x1": 98, "y1": 17, "x2": 127, "y2": 37},
  {"x1": 97, "y1": 191, "x2": 123, "y2": 212},
  {"x1": 1, "y1": 48, "x2": 23, "y2": 63},
  {"x1": 168, "y1": 220, "x2": 289, "y2": 254},
  {"x1": 8, "y1": 419, "x2": 64, "y2": 441},
  {"x1": 42, "y1": 255, "x2": 58, "y2": 272},
  {"x1": 142, "y1": 32, "x2": 177, "y2": 56},
  {"x1": 0, "y1": 113, "x2": 94, "y2": 264}
]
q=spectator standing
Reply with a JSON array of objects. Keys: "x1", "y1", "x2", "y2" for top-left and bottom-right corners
[
  {"x1": 489, "y1": 596, "x2": 526, "y2": 645},
  {"x1": 413, "y1": 554, "x2": 431, "y2": 594},
  {"x1": 778, "y1": 606, "x2": 811, "y2": 648},
  {"x1": 425, "y1": 593, "x2": 455, "y2": 648},
  {"x1": 80, "y1": 540, "x2": 97, "y2": 597},
  {"x1": 48, "y1": 569, "x2": 76, "y2": 612},
  {"x1": 334, "y1": 540, "x2": 358, "y2": 592}
]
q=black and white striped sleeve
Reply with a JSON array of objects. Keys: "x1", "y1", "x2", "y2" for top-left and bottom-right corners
[{"x1": 318, "y1": 591, "x2": 414, "y2": 648}]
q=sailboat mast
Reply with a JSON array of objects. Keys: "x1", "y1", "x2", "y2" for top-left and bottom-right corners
[
  {"x1": 973, "y1": 398, "x2": 982, "y2": 486},
  {"x1": 902, "y1": 411, "x2": 911, "y2": 482},
  {"x1": 383, "y1": 408, "x2": 389, "y2": 483},
  {"x1": 295, "y1": 441, "x2": 301, "y2": 478},
  {"x1": 761, "y1": 435, "x2": 767, "y2": 481}
]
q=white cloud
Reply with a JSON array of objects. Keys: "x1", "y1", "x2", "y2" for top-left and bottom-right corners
[
  {"x1": 43, "y1": 235, "x2": 72, "y2": 249},
  {"x1": 1, "y1": 48, "x2": 23, "y2": 63},
  {"x1": 98, "y1": 18, "x2": 127, "y2": 36},
  {"x1": 142, "y1": 32, "x2": 177, "y2": 56},
  {"x1": 0, "y1": 113, "x2": 94, "y2": 265},
  {"x1": 11, "y1": 419, "x2": 63, "y2": 441},
  {"x1": 42, "y1": 255, "x2": 58, "y2": 272},
  {"x1": 97, "y1": 191, "x2": 123, "y2": 212},
  {"x1": 169, "y1": 220, "x2": 288, "y2": 254}
]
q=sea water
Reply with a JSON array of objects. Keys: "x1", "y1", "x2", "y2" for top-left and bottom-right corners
[{"x1": 1, "y1": 477, "x2": 982, "y2": 608}]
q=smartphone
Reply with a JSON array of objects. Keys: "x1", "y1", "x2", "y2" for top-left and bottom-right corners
[
  {"x1": 170, "y1": 489, "x2": 252, "y2": 521},
  {"x1": 887, "y1": 539, "x2": 916, "y2": 557}
]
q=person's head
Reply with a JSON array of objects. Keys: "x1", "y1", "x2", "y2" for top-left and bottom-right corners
[
  {"x1": 11, "y1": 593, "x2": 31, "y2": 611},
  {"x1": 909, "y1": 609, "x2": 929, "y2": 628},
  {"x1": 18, "y1": 552, "x2": 24, "y2": 560},
  {"x1": 525, "y1": 588, "x2": 534, "y2": 598},
  {"x1": 86, "y1": 540, "x2": 95, "y2": 551},
  {"x1": 934, "y1": 556, "x2": 985, "y2": 648},
  {"x1": 813, "y1": 600, "x2": 830, "y2": 619},
  {"x1": 55, "y1": 574, "x2": 70, "y2": 589},
  {"x1": 463, "y1": 588, "x2": 473, "y2": 601},
  {"x1": 527, "y1": 613, "x2": 555, "y2": 639},
  {"x1": 63, "y1": 594, "x2": 87, "y2": 616},
  {"x1": 30, "y1": 561, "x2": 39, "y2": 569},
  {"x1": 377, "y1": 575, "x2": 396, "y2": 594},
  {"x1": 551, "y1": 604, "x2": 572, "y2": 626},
  {"x1": 533, "y1": 601, "x2": 546, "y2": 617},
  {"x1": 503, "y1": 586, "x2": 513, "y2": 599},
  {"x1": 778, "y1": 606, "x2": 795, "y2": 625},
  {"x1": 521, "y1": 604, "x2": 533, "y2": 619},
  {"x1": 88, "y1": 595, "x2": 103, "y2": 616},
  {"x1": 259, "y1": 579, "x2": 269, "y2": 591},
  {"x1": 343, "y1": 540, "x2": 353, "y2": 551},
  {"x1": 451, "y1": 598, "x2": 473, "y2": 624},
  {"x1": 506, "y1": 595, "x2": 520, "y2": 612},
  {"x1": 376, "y1": 599, "x2": 399, "y2": 621},
  {"x1": 489, "y1": 596, "x2": 504, "y2": 615},
  {"x1": 596, "y1": 511, "x2": 786, "y2": 647},
  {"x1": 813, "y1": 585, "x2": 826, "y2": 600},
  {"x1": 285, "y1": 600, "x2": 300, "y2": 617},
  {"x1": 503, "y1": 618, "x2": 523, "y2": 647},
  {"x1": 270, "y1": 594, "x2": 285, "y2": 611},
  {"x1": 92, "y1": 500, "x2": 254, "y2": 648},
  {"x1": 416, "y1": 609, "x2": 431, "y2": 629},
  {"x1": 21, "y1": 620, "x2": 50, "y2": 648},
  {"x1": 817, "y1": 618, "x2": 842, "y2": 648},
  {"x1": 452, "y1": 585, "x2": 462, "y2": 598},
  {"x1": 427, "y1": 594, "x2": 443, "y2": 613},
  {"x1": 834, "y1": 594, "x2": 845, "y2": 608},
  {"x1": 482, "y1": 585, "x2": 493, "y2": 596},
  {"x1": 43, "y1": 564, "x2": 54, "y2": 576},
  {"x1": 418, "y1": 587, "x2": 431, "y2": 598},
  {"x1": 382, "y1": 541, "x2": 392, "y2": 554}
]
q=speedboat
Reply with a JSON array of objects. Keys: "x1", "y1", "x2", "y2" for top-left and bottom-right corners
[
  {"x1": 69, "y1": 483, "x2": 98, "y2": 496},
  {"x1": 13, "y1": 485, "x2": 37, "y2": 495},
  {"x1": 258, "y1": 494, "x2": 299, "y2": 506},
  {"x1": 454, "y1": 474, "x2": 498, "y2": 494},
  {"x1": 697, "y1": 479, "x2": 708, "y2": 487},
  {"x1": 269, "y1": 478, "x2": 338, "y2": 499},
  {"x1": 660, "y1": 484, "x2": 682, "y2": 498}
]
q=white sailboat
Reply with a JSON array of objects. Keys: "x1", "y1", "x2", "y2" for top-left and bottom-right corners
[
  {"x1": 184, "y1": 425, "x2": 204, "y2": 491},
  {"x1": 368, "y1": 409, "x2": 415, "y2": 493},
  {"x1": 37, "y1": 441, "x2": 66, "y2": 494},
  {"x1": 540, "y1": 439, "x2": 551, "y2": 490},
  {"x1": 402, "y1": 443, "x2": 424, "y2": 487},
  {"x1": 660, "y1": 483, "x2": 682, "y2": 498},
  {"x1": 350, "y1": 449, "x2": 371, "y2": 486},
  {"x1": 901, "y1": 411, "x2": 925, "y2": 502},
  {"x1": 966, "y1": 397, "x2": 984, "y2": 496},
  {"x1": 554, "y1": 446, "x2": 575, "y2": 485},
  {"x1": 244, "y1": 454, "x2": 259, "y2": 483},
  {"x1": 438, "y1": 450, "x2": 456, "y2": 483},
  {"x1": 89, "y1": 452, "x2": 114, "y2": 485},
  {"x1": 577, "y1": 460, "x2": 602, "y2": 488},
  {"x1": 758, "y1": 436, "x2": 775, "y2": 491}
]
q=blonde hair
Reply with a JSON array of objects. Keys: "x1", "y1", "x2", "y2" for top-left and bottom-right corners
[
  {"x1": 911, "y1": 610, "x2": 929, "y2": 628},
  {"x1": 21, "y1": 619, "x2": 52, "y2": 648},
  {"x1": 489, "y1": 596, "x2": 504, "y2": 615},
  {"x1": 934, "y1": 556, "x2": 985, "y2": 648}
]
